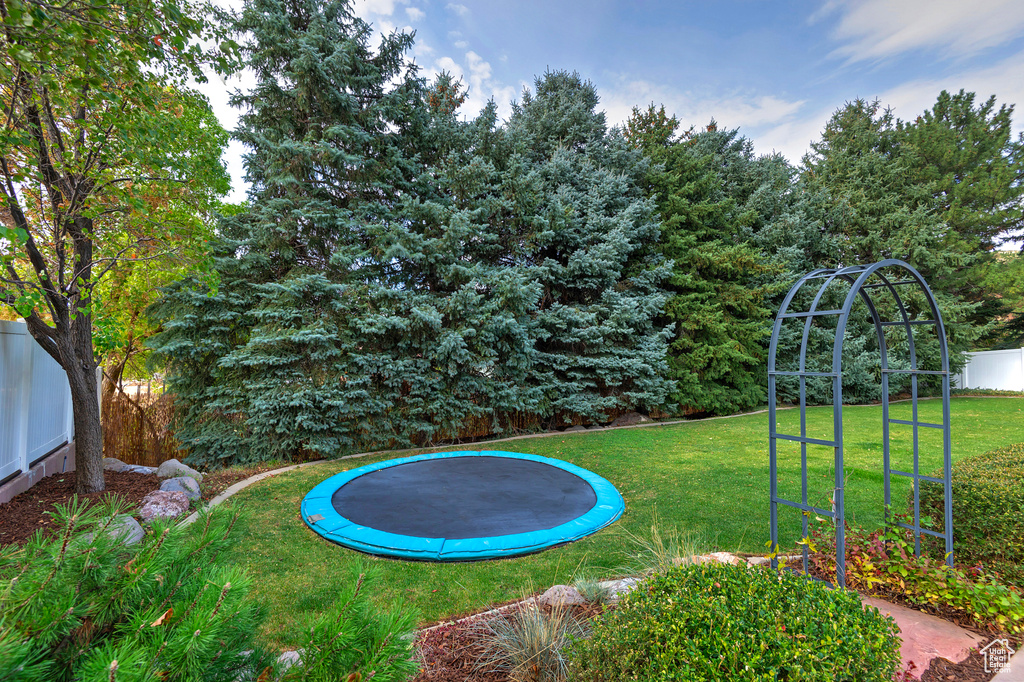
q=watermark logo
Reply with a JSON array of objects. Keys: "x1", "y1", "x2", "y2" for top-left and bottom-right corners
[{"x1": 981, "y1": 638, "x2": 1015, "y2": 675}]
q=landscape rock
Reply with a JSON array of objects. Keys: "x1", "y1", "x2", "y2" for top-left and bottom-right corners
[
  {"x1": 79, "y1": 514, "x2": 145, "y2": 547},
  {"x1": 862, "y1": 595, "x2": 983, "y2": 673},
  {"x1": 139, "y1": 491, "x2": 190, "y2": 523},
  {"x1": 160, "y1": 476, "x2": 201, "y2": 501},
  {"x1": 746, "y1": 554, "x2": 800, "y2": 567},
  {"x1": 156, "y1": 458, "x2": 203, "y2": 484},
  {"x1": 564, "y1": 425, "x2": 588, "y2": 432},
  {"x1": 537, "y1": 584, "x2": 587, "y2": 607},
  {"x1": 123, "y1": 464, "x2": 157, "y2": 475},
  {"x1": 102, "y1": 457, "x2": 128, "y2": 472},
  {"x1": 108, "y1": 515, "x2": 145, "y2": 545},
  {"x1": 699, "y1": 551, "x2": 743, "y2": 566},
  {"x1": 277, "y1": 651, "x2": 301, "y2": 672},
  {"x1": 609, "y1": 411, "x2": 651, "y2": 428},
  {"x1": 600, "y1": 577, "x2": 640, "y2": 602}
]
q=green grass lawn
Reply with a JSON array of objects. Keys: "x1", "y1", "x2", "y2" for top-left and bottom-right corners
[{"x1": 217, "y1": 396, "x2": 1024, "y2": 649}]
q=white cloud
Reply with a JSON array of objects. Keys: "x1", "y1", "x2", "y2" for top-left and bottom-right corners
[
  {"x1": 821, "y1": 0, "x2": 1024, "y2": 62},
  {"x1": 454, "y1": 40, "x2": 469, "y2": 49},
  {"x1": 601, "y1": 78, "x2": 806, "y2": 131},
  {"x1": 405, "y1": 6, "x2": 425, "y2": 22},
  {"x1": 754, "y1": 48, "x2": 1024, "y2": 164},
  {"x1": 874, "y1": 49, "x2": 1024, "y2": 124},
  {"x1": 429, "y1": 51, "x2": 516, "y2": 121},
  {"x1": 445, "y1": 3, "x2": 469, "y2": 17},
  {"x1": 353, "y1": 0, "x2": 408, "y2": 18}
]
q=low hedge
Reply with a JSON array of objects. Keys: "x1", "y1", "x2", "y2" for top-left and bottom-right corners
[
  {"x1": 568, "y1": 562, "x2": 901, "y2": 681},
  {"x1": 919, "y1": 442, "x2": 1024, "y2": 587}
]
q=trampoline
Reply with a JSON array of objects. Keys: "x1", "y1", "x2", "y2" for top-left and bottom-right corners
[{"x1": 300, "y1": 450, "x2": 624, "y2": 561}]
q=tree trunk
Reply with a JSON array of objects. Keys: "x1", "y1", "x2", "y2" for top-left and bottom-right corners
[{"x1": 67, "y1": 356, "x2": 104, "y2": 494}]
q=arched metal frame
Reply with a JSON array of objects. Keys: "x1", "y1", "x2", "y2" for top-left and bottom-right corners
[{"x1": 767, "y1": 259, "x2": 953, "y2": 588}]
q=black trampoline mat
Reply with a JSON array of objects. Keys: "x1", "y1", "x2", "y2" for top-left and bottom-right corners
[{"x1": 330, "y1": 456, "x2": 599, "y2": 539}]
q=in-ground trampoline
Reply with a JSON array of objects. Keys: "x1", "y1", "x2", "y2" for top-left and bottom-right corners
[{"x1": 300, "y1": 450, "x2": 624, "y2": 561}]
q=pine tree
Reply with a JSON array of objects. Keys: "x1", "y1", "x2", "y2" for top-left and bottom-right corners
[
  {"x1": 802, "y1": 98, "x2": 984, "y2": 383},
  {"x1": 626, "y1": 107, "x2": 777, "y2": 415},
  {"x1": 151, "y1": 2, "x2": 544, "y2": 463},
  {"x1": 504, "y1": 73, "x2": 674, "y2": 424},
  {"x1": 0, "y1": 499, "x2": 417, "y2": 681}
]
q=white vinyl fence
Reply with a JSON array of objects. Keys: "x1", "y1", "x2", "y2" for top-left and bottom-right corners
[
  {"x1": 953, "y1": 347, "x2": 1024, "y2": 392},
  {"x1": 0, "y1": 319, "x2": 74, "y2": 482}
]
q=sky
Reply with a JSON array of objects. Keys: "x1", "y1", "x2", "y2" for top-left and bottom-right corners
[{"x1": 198, "y1": 0, "x2": 1024, "y2": 203}]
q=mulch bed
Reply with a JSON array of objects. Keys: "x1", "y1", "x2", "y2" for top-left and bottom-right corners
[
  {"x1": 0, "y1": 461, "x2": 299, "y2": 548},
  {"x1": 920, "y1": 646, "x2": 1001, "y2": 682},
  {"x1": 0, "y1": 470, "x2": 159, "y2": 546},
  {"x1": 413, "y1": 602, "x2": 604, "y2": 682}
]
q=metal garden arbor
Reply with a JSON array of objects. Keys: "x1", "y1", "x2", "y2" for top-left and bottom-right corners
[{"x1": 768, "y1": 259, "x2": 953, "y2": 588}]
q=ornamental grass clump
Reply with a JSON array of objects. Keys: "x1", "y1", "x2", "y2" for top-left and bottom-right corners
[
  {"x1": 568, "y1": 562, "x2": 901, "y2": 682},
  {"x1": 571, "y1": 574, "x2": 614, "y2": 606},
  {"x1": 478, "y1": 601, "x2": 588, "y2": 682},
  {"x1": 0, "y1": 496, "x2": 417, "y2": 682}
]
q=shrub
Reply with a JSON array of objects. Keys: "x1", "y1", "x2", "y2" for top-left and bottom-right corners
[
  {"x1": 918, "y1": 442, "x2": 1024, "y2": 587},
  {"x1": 809, "y1": 520, "x2": 1024, "y2": 633},
  {"x1": 0, "y1": 497, "x2": 417, "y2": 681},
  {"x1": 568, "y1": 562, "x2": 901, "y2": 681}
]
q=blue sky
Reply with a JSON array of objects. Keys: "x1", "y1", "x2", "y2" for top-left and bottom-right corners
[{"x1": 202, "y1": 0, "x2": 1024, "y2": 201}]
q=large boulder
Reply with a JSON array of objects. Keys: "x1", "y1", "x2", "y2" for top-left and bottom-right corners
[
  {"x1": 609, "y1": 411, "x2": 651, "y2": 428},
  {"x1": 79, "y1": 515, "x2": 145, "y2": 547},
  {"x1": 123, "y1": 464, "x2": 157, "y2": 475},
  {"x1": 108, "y1": 515, "x2": 145, "y2": 545},
  {"x1": 102, "y1": 457, "x2": 127, "y2": 472},
  {"x1": 139, "y1": 491, "x2": 190, "y2": 523},
  {"x1": 537, "y1": 584, "x2": 587, "y2": 607},
  {"x1": 156, "y1": 458, "x2": 203, "y2": 484},
  {"x1": 160, "y1": 476, "x2": 201, "y2": 501}
]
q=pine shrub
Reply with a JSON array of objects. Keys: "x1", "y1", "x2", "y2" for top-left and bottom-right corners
[
  {"x1": 0, "y1": 497, "x2": 417, "y2": 681},
  {"x1": 568, "y1": 562, "x2": 901, "y2": 681}
]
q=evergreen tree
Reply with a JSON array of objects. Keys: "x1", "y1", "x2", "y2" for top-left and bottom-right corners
[
  {"x1": 504, "y1": 74, "x2": 674, "y2": 424},
  {"x1": 152, "y1": 3, "x2": 543, "y2": 464},
  {"x1": 802, "y1": 98, "x2": 986, "y2": 382},
  {"x1": 900, "y1": 90, "x2": 1024, "y2": 338},
  {"x1": 0, "y1": 500, "x2": 417, "y2": 681},
  {"x1": 626, "y1": 107, "x2": 776, "y2": 415}
]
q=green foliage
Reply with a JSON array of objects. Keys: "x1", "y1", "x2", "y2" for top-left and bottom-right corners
[
  {"x1": 283, "y1": 570, "x2": 418, "y2": 682},
  {"x1": 977, "y1": 252, "x2": 1024, "y2": 349},
  {"x1": 151, "y1": 11, "x2": 672, "y2": 467},
  {"x1": 0, "y1": 498, "x2": 276, "y2": 681},
  {"x1": 568, "y1": 562, "x2": 901, "y2": 681},
  {"x1": 506, "y1": 74, "x2": 674, "y2": 423},
  {"x1": 571, "y1": 575, "x2": 614, "y2": 605},
  {"x1": 0, "y1": 498, "x2": 417, "y2": 681},
  {"x1": 809, "y1": 520, "x2": 1024, "y2": 633},
  {"x1": 479, "y1": 603, "x2": 586, "y2": 682},
  {"x1": 626, "y1": 108, "x2": 778, "y2": 416},
  {"x1": 0, "y1": 0, "x2": 237, "y2": 492},
  {"x1": 799, "y1": 92, "x2": 1024, "y2": 384},
  {"x1": 919, "y1": 443, "x2": 1024, "y2": 588}
]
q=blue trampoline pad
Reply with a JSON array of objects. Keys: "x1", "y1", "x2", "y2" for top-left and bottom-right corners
[{"x1": 300, "y1": 450, "x2": 625, "y2": 561}]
